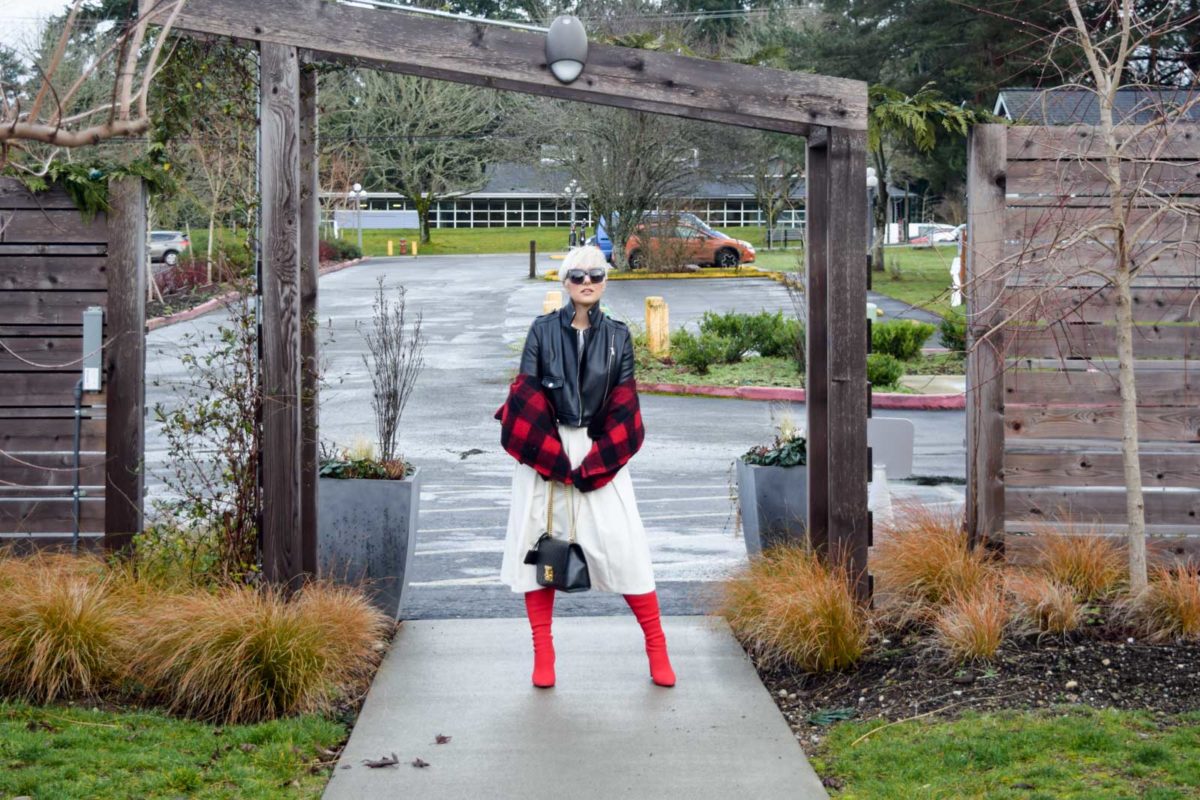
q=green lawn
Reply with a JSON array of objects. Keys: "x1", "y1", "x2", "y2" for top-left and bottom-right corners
[
  {"x1": 872, "y1": 245, "x2": 959, "y2": 320},
  {"x1": 0, "y1": 702, "x2": 345, "y2": 799},
  {"x1": 814, "y1": 707, "x2": 1200, "y2": 799},
  {"x1": 638, "y1": 355, "x2": 804, "y2": 388}
]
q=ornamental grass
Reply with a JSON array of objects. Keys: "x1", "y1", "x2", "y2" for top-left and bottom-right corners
[
  {"x1": 719, "y1": 543, "x2": 868, "y2": 673},
  {"x1": 128, "y1": 582, "x2": 391, "y2": 723},
  {"x1": 1123, "y1": 565, "x2": 1200, "y2": 643},
  {"x1": 1005, "y1": 572, "x2": 1082, "y2": 636},
  {"x1": 0, "y1": 550, "x2": 133, "y2": 702},
  {"x1": 932, "y1": 584, "x2": 1010, "y2": 662},
  {"x1": 872, "y1": 503, "x2": 998, "y2": 625},
  {"x1": 1032, "y1": 527, "x2": 1125, "y2": 601}
]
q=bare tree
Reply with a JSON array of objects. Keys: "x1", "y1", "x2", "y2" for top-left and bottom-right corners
[
  {"x1": 359, "y1": 278, "x2": 427, "y2": 467},
  {"x1": 731, "y1": 131, "x2": 805, "y2": 242},
  {"x1": 0, "y1": 0, "x2": 183, "y2": 168}
]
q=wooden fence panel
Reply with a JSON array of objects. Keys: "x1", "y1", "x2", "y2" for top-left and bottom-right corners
[{"x1": 967, "y1": 124, "x2": 1200, "y2": 555}]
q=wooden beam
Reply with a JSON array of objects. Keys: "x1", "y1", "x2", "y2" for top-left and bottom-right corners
[
  {"x1": 259, "y1": 42, "x2": 305, "y2": 589},
  {"x1": 299, "y1": 62, "x2": 320, "y2": 578},
  {"x1": 103, "y1": 177, "x2": 146, "y2": 554},
  {"x1": 160, "y1": 0, "x2": 866, "y2": 135},
  {"x1": 965, "y1": 124, "x2": 1007, "y2": 551},
  {"x1": 804, "y1": 137, "x2": 830, "y2": 555},
  {"x1": 823, "y1": 127, "x2": 869, "y2": 601}
]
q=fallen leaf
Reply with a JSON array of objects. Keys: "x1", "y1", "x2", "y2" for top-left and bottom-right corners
[
  {"x1": 239, "y1": 743, "x2": 257, "y2": 753},
  {"x1": 412, "y1": 757, "x2": 430, "y2": 768},
  {"x1": 435, "y1": 734, "x2": 451, "y2": 744},
  {"x1": 362, "y1": 753, "x2": 400, "y2": 769}
]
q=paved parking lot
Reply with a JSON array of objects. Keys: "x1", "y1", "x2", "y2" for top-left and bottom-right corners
[{"x1": 145, "y1": 255, "x2": 964, "y2": 618}]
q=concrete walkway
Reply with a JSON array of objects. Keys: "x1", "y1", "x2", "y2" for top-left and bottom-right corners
[{"x1": 323, "y1": 616, "x2": 828, "y2": 800}]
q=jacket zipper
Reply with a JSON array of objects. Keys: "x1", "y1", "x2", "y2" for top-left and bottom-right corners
[{"x1": 600, "y1": 332, "x2": 615, "y2": 410}]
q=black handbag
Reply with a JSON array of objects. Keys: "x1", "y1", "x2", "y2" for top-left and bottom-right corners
[{"x1": 523, "y1": 480, "x2": 590, "y2": 592}]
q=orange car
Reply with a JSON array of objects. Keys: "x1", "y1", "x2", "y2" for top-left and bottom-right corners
[{"x1": 625, "y1": 221, "x2": 756, "y2": 269}]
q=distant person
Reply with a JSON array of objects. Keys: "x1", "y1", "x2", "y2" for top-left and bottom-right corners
[{"x1": 494, "y1": 245, "x2": 675, "y2": 689}]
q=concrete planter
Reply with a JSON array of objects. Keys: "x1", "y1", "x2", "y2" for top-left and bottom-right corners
[
  {"x1": 735, "y1": 460, "x2": 808, "y2": 556},
  {"x1": 318, "y1": 468, "x2": 421, "y2": 619}
]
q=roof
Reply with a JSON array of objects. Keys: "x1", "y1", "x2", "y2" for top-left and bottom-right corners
[
  {"x1": 468, "y1": 162, "x2": 807, "y2": 200},
  {"x1": 995, "y1": 87, "x2": 1200, "y2": 125}
]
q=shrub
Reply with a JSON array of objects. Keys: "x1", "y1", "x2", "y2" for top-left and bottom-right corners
[
  {"x1": 873, "y1": 503, "x2": 998, "y2": 625},
  {"x1": 699, "y1": 310, "x2": 796, "y2": 360},
  {"x1": 671, "y1": 328, "x2": 729, "y2": 374},
  {"x1": 0, "y1": 553, "x2": 132, "y2": 702},
  {"x1": 940, "y1": 312, "x2": 967, "y2": 352},
  {"x1": 719, "y1": 544, "x2": 868, "y2": 672},
  {"x1": 1124, "y1": 566, "x2": 1200, "y2": 642},
  {"x1": 933, "y1": 585, "x2": 1009, "y2": 662},
  {"x1": 321, "y1": 238, "x2": 362, "y2": 262},
  {"x1": 128, "y1": 582, "x2": 390, "y2": 723},
  {"x1": 1006, "y1": 572, "x2": 1081, "y2": 635},
  {"x1": 872, "y1": 320, "x2": 936, "y2": 361},
  {"x1": 867, "y1": 352, "x2": 904, "y2": 388},
  {"x1": 1034, "y1": 530, "x2": 1125, "y2": 601},
  {"x1": 155, "y1": 259, "x2": 214, "y2": 294}
]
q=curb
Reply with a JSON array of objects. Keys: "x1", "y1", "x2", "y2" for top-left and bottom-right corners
[
  {"x1": 637, "y1": 381, "x2": 965, "y2": 410},
  {"x1": 543, "y1": 268, "x2": 778, "y2": 282},
  {"x1": 146, "y1": 258, "x2": 366, "y2": 332}
]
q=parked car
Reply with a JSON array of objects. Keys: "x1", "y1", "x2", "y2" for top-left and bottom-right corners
[
  {"x1": 910, "y1": 223, "x2": 961, "y2": 246},
  {"x1": 590, "y1": 211, "x2": 715, "y2": 262},
  {"x1": 149, "y1": 231, "x2": 190, "y2": 266},
  {"x1": 625, "y1": 220, "x2": 756, "y2": 269}
]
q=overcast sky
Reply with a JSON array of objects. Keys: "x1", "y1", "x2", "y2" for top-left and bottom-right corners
[{"x1": 0, "y1": 0, "x2": 72, "y2": 54}]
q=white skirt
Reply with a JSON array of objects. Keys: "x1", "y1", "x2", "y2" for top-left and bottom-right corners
[{"x1": 499, "y1": 424, "x2": 656, "y2": 595}]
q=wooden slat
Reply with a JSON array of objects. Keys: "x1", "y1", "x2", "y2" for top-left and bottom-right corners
[
  {"x1": 260, "y1": 42, "x2": 305, "y2": 588},
  {"x1": 1005, "y1": 405, "x2": 1200, "y2": 442},
  {"x1": 1008, "y1": 159, "x2": 1200, "y2": 199},
  {"x1": 1006, "y1": 532, "x2": 1200, "y2": 566},
  {"x1": 1007, "y1": 487, "x2": 1200, "y2": 526},
  {"x1": 104, "y1": 177, "x2": 146, "y2": 553},
  {"x1": 0, "y1": 209, "x2": 107, "y2": 242},
  {"x1": 1003, "y1": 239, "x2": 1199, "y2": 280},
  {"x1": 966, "y1": 124, "x2": 1008, "y2": 549},
  {"x1": 0, "y1": 324, "x2": 89, "y2": 337},
  {"x1": 0, "y1": 244, "x2": 107, "y2": 256},
  {"x1": 0, "y1": 179, "x2": 81, "y2": 210},
  {"x1": 1005, "y1": 368, "x2": 1200, "y2": 406},
  {"x1": 1005, "y1": 206, "x2": 1199, "y2": 245},
  {"x1": 1001, "y1": 286, "x2": 1200, "y2": 323},
  {"x1": 1007, "y1": 324, "x2": 1198, "y2": 359},
  {"x1": 299, "y1": 63, "x2": 320, "y2": 577},
  {"x1": 0, "y1": 291, "x2": 107, "y2": 325},
  {"x1": 1007, "y1": 125, "x2": 1200, "y2": 161},
  {"x1": 1004, "y1": 449, "x2": 1200, "y2": 488},
  {"x1": 0, "y1": 374, "x2": 105, "y2": 407},
  {"x1": 160, "y1": 0, "x2": 867, "y2": 135},
  {"x1": 0, "y1": 533, "x2": 103, "y2": 553},
  {"x1": 0, "y1": 257, "x2": 108, "y2": 290},
  {"x1": 0, "y1": 337, "x2": 85, "y2": 371},
  {"x1": 0, "y1": 405, "x2": 104, "y2": 419},
  {"x1": 0, "y1": 417, "x2": 105, "y2": 452},
  {"x1": 805, "y1": 137, "x2": 830, "y2": 554},
  {"x1": 0, "y1": 498, "x2": 105, "y2": 534},
  {"x1": 0, "y1": 451, "x2": 106, "y2": 487}
]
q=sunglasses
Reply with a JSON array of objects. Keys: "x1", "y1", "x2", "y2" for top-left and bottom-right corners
[{"x1": 566, "y1": 268, "x2": 607, "y2": 285}]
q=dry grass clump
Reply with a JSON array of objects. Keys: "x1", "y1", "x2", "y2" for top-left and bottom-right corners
[
  {"x1": 719, "y1": 544, "x2": 868, "y2": 673},
  {"x1": 933, "y1": 584, "x2": 1010, "y2": 662},
  {"x1": 0, "y1": 551, "x2": 132, "y2": 702},
  {"x1": 128, "y1": 582, "x2": 391, "y2": 723},
  {"x1": 1123, "y1": 565, "x2": 1200, "y2": 642},
  {"x1": 873, "y1": 503, "x2": 998, "y2": 623},
  {"x1": 1006, "y1": 572, "x2": 1081, "y2": 636},
  {"x1": 1033, "y1": 528, "x2": 1125, "y2": 600}
]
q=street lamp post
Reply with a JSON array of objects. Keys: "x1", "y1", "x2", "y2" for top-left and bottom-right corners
[
  {"x1": 351, "y1": 182, "x2": 366, "y2": 253},
  {"x1": 865, "y1": 167, "x2": 879, "y2": 266},
  {"x1": 565, "y1": 179, "x2": 580, "y2": 247}
]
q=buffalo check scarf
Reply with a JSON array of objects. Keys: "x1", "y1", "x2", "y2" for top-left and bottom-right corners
[{"x1": 494, "y1": 374, "x2": 644, "y2": 492}]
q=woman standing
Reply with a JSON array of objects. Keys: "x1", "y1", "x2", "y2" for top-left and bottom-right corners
[{"x1": 496, "y1": 245, "x2": 675, "y2": 689}]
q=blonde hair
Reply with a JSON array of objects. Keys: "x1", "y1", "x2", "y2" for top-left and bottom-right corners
[{"x1": 561, "y1": 245, "x2": 609, "y2": 281}]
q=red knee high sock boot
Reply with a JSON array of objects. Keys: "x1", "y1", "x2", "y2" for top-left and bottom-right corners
[
  {"x1": 524, "y1": 587, "x2": 556, "y2": 688},
  {"x1": 623, "y1": 591, "x2": 676, "y2": 687}
]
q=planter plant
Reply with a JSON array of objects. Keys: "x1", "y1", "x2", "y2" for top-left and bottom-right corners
[
  {"x1": 318, "y1": 278, "x2": 426, "y2": 619},
  {"x1": 736, "y1": 418, "x2": 808, "y2": 557}
]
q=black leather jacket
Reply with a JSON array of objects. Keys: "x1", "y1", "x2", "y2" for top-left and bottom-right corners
[{"x1": 519, "y1": 301, "x2": 635, "y2": 430}]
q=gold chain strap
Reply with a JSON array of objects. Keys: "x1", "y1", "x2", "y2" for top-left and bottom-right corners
[{"x1": 544, "y1": 480, "x2": 578, "y2": 543}]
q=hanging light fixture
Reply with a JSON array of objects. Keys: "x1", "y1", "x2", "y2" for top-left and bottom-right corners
[{"x1": 545, "y1": 15, "x2": 588, "y2": 84}]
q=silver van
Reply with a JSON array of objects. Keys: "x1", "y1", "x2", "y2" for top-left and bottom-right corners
[{"x1": 149, "y1": 231, "x2": 190, "y2": 266}]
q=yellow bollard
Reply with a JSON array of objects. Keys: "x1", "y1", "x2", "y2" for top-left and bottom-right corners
[
  {"x1": 387, "y1": 240, "x2": 394, "y2": 256},
  {"x1": 410, "y1": 240, "x2": 418, "y2": 257},
  {"x1": 645, "y1": 296, "x2": 669, "y2": 357},
  {"x1": 543, "y1": 290, "x2": 562, "y2": 314}
]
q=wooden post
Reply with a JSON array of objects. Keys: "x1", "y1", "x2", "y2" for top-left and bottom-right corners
[
  {"x1": 529, "y1": 240, "x2": 537, "y2": 278},
  {"x1": 387, "y1": 240, "x2": 393, "y2": 256},
  {"x1": 104, "y1": 177, "x2": 147, "y2": 554},
  {"x1": 298, "y1": 62, "x2": 320, "y2": 577},
  {"x1": 805, "y1": 134, "x2": 830, "y2": 556},
  {"x1": 645, "y1": 296, "x2": 669, "y2": 357},
  {"x1": 543, "y1": 290, "x2": 562, "y2": 313},
  {"x1": 965, "y1": 124, "x2": 1007, "y2": 551},
  {"x1": 259, "y1": 42, "x2": 305, "y2": 588},
  {"x1": 825, "y1": 127, "x2": 870, "y2": 602}
]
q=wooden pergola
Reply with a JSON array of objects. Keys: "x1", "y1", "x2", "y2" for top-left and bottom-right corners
[{"x1": 154, "y1": 0, "x2": 873, "y2": 598}]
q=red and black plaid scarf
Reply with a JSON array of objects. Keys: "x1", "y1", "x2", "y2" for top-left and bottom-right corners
[{"x1": 494, "y1": 374, "x2": 644, "y2": 492}]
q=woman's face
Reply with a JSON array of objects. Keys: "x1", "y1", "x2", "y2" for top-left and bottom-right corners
[{"x1": 564, "y1": 266, "x2": 607, "y2": 308}]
